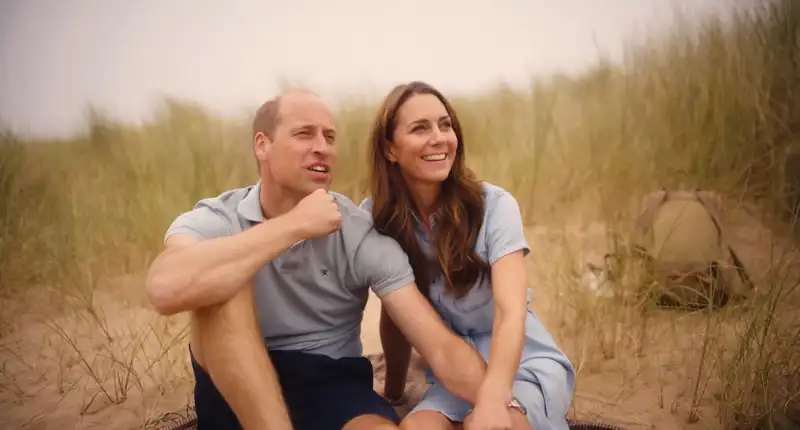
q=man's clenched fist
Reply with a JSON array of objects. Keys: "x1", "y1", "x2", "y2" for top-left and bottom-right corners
[{"x1": 289, "y1": 189, "x2": 343, "y2": 240}]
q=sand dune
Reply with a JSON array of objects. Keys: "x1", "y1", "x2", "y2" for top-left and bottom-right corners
[{"x1": 1, "y1": 210, "x2": 797, "y2": 429}]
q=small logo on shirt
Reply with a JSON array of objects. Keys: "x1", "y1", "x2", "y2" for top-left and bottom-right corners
[{"x1": 320, "y1": 268, "x2": 329, "y2": 276}]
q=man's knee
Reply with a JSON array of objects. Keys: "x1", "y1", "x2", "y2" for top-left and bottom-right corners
[
  {"x1": 343, "y1": 414, "x2": 399, "y2": 430},
  {"x1": 194, "y1": 283, "x2": 258, "y2": 328},
  {"x1": 191, "y1": 284, "x2": 261, "y2": 364}
]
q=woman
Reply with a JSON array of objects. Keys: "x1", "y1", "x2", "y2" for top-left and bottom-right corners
[{"x1": 359, "y1": 81, "x2": 576, "y2": 430}]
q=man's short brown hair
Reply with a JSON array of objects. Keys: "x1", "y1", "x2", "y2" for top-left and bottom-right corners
[
  {"x1": 252, "y1": 96, "x2": 281, "y2": 141},
  {"x1": 252, "y1": 89, "x2": 320, "y2": 141}
]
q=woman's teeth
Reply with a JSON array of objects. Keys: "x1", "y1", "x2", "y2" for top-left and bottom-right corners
[{"x1": 422, "y1": 154, "x2": 446, "y2": 161}]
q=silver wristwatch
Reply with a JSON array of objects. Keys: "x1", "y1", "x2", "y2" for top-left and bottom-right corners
[{"x1": 508, "y1": 397, "x2": 527, "y2": 415}]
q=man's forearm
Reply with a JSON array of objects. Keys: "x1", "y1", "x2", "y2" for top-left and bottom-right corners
[
  {"x1": 379, "y1": 284, "x2": 489, "y2": 406},
  {"x1": 146, "y1": 215, "x2": 299, "y2": 315},
  {"x1": 379, "y1": 309, "x2": 412, "y2": 400},
  {"x1": 427, "y1": 335, "x2": 488, "y2": 405}
]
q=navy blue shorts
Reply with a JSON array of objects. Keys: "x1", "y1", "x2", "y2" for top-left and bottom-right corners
[{"x1": 191, "y1": 347, "x2": 400, "y2": 430}]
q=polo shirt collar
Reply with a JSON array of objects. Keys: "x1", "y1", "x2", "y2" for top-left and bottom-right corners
[
  {"x1": 410, "y1": 209, "x2": 439, "y2": 231},
  {"x1": 237, "y1": 181, "x2": 265, "y2": 223}
]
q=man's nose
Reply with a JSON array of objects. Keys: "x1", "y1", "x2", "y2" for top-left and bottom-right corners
[{"x1": 311, "y1": 133, "x2": 333, "y2": 155}]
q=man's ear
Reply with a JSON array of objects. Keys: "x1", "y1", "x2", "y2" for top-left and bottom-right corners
[{"x1": 253, "y1": 131, "x2": 271, "y2": 163}]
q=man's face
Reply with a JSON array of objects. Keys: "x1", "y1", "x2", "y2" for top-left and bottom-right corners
[{"x1": 256, "y1": 93, "x2": 338, "y2": 197}]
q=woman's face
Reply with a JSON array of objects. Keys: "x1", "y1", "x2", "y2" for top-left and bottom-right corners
[{"x1": 388, "y1": 93, "x2": 459, "y2": 187}]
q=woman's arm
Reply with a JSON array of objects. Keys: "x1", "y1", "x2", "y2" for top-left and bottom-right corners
[
  {"x1": 476, "y1": 250, "x2": 529, "y2": 405},
  {"x1": 474, "y1": 189, "x2": 531, "y2": 407},
  {"x1": 379, "y1": 307, "x2": 413, "y2": 402}
]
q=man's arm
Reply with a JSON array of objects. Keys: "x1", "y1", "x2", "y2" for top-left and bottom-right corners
[
  {"x1": 148, "y1": 208, "x2": 297, "y2": 429},
  {"x1": 147, "y1": 189, "x2": 341, "y2": 315},
  {"x1": 380, "y1": 284, "x2": 487, "y2": 405},
  {"x1": 352, "y1": 222, "x2": 487, "y2": 405},
  {"x1": 145, "y1": 212, "x2": 300, "y2": 315},
  {"x1": 359, "y1": 197, "x2": 414, "y2": 401}
]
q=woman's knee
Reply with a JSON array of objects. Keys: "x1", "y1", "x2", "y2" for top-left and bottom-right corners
[
  {"x1": 400, "y1": 410, "x2": 457, "y2": 430},
  {"x1": 343, "y1": 414, "x2": 399, "y2": 430}
]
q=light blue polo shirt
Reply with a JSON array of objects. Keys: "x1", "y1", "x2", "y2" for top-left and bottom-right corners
[
  {"x1": 361, "y1": 182, "x2": 576, "y2": 427},
  {"x1": 164, "y1": 182, "x2": 416, "y2": 359},
  {"x1": 360, "y1": 181, "x2": 533, "y2": 336}
]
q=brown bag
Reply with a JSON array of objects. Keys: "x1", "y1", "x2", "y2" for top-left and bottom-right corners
[{"x1": 630, "y1": 189, "x2": 754, "y2": 309}]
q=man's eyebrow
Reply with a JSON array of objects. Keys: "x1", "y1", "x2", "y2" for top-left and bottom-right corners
[
  {"x1": 289, "y1": 124, "x2": 314, "y2": 133},
  {"x1": 289, "y1": 124, "x2": 336, "y2": 136}
]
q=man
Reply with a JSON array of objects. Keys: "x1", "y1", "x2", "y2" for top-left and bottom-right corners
[{"x1": 144, "y1": 90, "x2": 495, "y2": 430}]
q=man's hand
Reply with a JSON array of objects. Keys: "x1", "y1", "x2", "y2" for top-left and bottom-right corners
[
  {"x1": 465, "y1": 378, "x2": 516, "y2": 430},
  {"x1": 379, "y1": 283, "x2": 487, "y2": 405},
  {"x1": 288, "y1": 189, "x2": 342, "y2": 240},
  {"x1": 464, "y1": 403, "x2": 513, "y2": 430}
]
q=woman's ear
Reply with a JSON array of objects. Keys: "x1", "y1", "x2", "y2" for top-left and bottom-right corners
[{"x1": 385, "y1": 142, "x2": 397, "y2": 163}]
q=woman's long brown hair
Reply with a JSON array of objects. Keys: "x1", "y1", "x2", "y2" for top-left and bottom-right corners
[{"x1": 367, "y1": 81, "x2": 489, "y2": 300}]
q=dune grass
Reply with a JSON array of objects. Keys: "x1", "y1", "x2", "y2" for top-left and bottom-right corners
[{"x1": 1, "y1": 0, "x2": 798, "y2": 428}]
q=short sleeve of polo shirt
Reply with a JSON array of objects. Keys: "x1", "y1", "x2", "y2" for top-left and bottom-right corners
[
  {"x1": 485, "y1": 190, "x2": 531, "y2": 264},
  {"x1": 164, "y1": 204, "x2": 233, "y2": 243},
  {"x1": 350, "y1": 206, "x2": 415, "y2": 298},
  {"x1": 352, "y1": 228, "x2": 415, "y2": 298}
]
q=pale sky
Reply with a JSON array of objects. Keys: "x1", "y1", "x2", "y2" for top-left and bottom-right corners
[{"x1": 1, "y1": 0, "x2": 743, "y2": 139}]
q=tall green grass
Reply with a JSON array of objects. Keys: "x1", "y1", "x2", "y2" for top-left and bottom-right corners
[{"x1": 1, "y1": 0, "x2": 798, "y2": 427}]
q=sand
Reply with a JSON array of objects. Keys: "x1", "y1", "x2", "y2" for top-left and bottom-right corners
[{"x1": 1, "y1": 207, "x2": 797, "y2": 429}]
